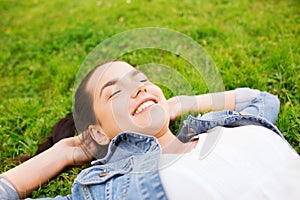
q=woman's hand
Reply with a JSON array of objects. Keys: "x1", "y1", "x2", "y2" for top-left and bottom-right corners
[
  {"x1": 59, "y1": 133, "x2": 93, "y2": 166},
  {"x1": 167, "y1": 95, "x2": 197, "y2": 120},
  {"x1": 167, "y1": 96, "x2": 182, "y2": 120},
  {"x1": 62, "y1": 130, "x2": 109, "y2": 166}
]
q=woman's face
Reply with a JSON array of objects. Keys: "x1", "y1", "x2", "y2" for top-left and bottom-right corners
[{"x1": 87, "y1": 61, "x2": 170, "y2": 139}]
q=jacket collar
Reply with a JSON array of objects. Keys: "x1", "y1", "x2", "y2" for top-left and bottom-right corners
[{"x1": 92, "y1": 132, "x2": 161, "y2": 165}]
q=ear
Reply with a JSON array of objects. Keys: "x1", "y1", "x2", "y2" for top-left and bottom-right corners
[{"x1": 88, "y1": 125, "x2": 110, "y2": 145}]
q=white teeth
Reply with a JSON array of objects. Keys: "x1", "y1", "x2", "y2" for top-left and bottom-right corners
[{"x1": 134, "y1": 100, "x2": 155, "y2": 115}]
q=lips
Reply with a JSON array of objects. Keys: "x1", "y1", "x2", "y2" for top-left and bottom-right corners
[{"x1": 132, "y1": 98, "x2": 158, "y2": 116}]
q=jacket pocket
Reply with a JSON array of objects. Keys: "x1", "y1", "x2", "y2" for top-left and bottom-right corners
[{"x1": 75, "y1": 157, "x2": 133, "y2": 185}]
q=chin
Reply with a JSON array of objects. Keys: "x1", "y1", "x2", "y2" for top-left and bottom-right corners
[
  {"x1": 115, "y1": 104, "x2": 169, "y2": 136},
  {"x1": 139, "y1": 105, "x2": 169, "y2": 136}
]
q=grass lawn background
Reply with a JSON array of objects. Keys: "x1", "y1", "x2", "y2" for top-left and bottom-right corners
[{"x1": 0, "y1": 0, "x2": 299, "y2": 197}]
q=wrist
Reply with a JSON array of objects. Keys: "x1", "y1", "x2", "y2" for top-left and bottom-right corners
[{"x1": 53, "y1": 139, "x2": 74, "y2": 167}]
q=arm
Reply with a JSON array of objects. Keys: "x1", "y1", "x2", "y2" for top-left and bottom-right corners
[
  {"x1": 168, "y1": 90, "x2": 236, "y2": 120},
  {"x1": 168, "y1": 88, "x2": 280, "y2": 123},
  {"x1": 1, "y1": 135, "x2": 91, "y2": 199}
]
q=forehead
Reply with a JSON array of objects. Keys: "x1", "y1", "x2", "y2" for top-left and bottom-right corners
[{"x1": 86, "y1": 61, "x2": 135, "y2": 94}]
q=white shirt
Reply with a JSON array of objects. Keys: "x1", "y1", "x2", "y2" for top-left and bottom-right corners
[{"x1": 159, "y1": 125, "x2": 300, "y2": 199}]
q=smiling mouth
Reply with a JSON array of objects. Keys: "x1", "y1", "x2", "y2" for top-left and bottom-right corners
[{"x1": 133, "y1": 99, "x2": 157, "y2": 116}]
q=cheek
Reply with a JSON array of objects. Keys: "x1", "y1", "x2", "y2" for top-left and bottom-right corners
[
  {"x1": 96, "y1": 102, "x2": 122, "y2": 138},
  {"x1": 111, "y1": 97, "x2": 133, "y2": 130}
]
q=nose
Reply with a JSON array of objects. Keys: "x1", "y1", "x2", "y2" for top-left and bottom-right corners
[{"x1": 131, "y1": 86, "x2": 147, "y2": 98}]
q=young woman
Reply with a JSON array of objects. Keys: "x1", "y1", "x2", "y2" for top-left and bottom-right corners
[{"x1": 1, "y1": 61, "x2": 300, "y2": 199}]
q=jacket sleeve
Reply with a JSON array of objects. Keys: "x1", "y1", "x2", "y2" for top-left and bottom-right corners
[
  {"x1": 0, "y1": 176, "x2": 19, "y2": 200},
  {"x1": 234, "y1": 88, "x2": 280, "y2": 124},
  {"x1": 0, "y1": 176, "x2": 72, "y2": 200}
]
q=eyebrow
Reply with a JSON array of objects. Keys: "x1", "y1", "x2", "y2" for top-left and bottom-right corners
[
  {"x1": 99, "y1": 79, "x2": 118, "y2": 97},
  {"x1": 99, "y1": 70, "x2": 142, "y2": 97}
]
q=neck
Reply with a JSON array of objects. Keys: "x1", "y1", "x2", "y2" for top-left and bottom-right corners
[{"x1": 157, "y1": 129, "x2": 197, "y2": 154}]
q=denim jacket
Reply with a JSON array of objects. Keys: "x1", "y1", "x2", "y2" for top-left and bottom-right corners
[{"x1": 0, "y1": 88, "x2": 284, "y2": 200}]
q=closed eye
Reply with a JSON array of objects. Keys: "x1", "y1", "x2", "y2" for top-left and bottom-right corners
[
  {"x1": 140, "y1": 79, "x2": 148, "y2": 82},
  {"x1": 109, "y1": 90, "x2": 121, "y2": 99}
]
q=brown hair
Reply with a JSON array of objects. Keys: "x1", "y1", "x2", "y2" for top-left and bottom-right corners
[
  {"x1": 73, "y1": 66, "x2": 100, "y2": 132},
  {"x1": 15, "y1": 62, "x2": 111, "y2": 162}
]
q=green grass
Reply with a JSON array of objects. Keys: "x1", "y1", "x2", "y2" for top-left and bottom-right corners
[{"x1": 0, "y1": 0, "x2": 299, "y2": 197}]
